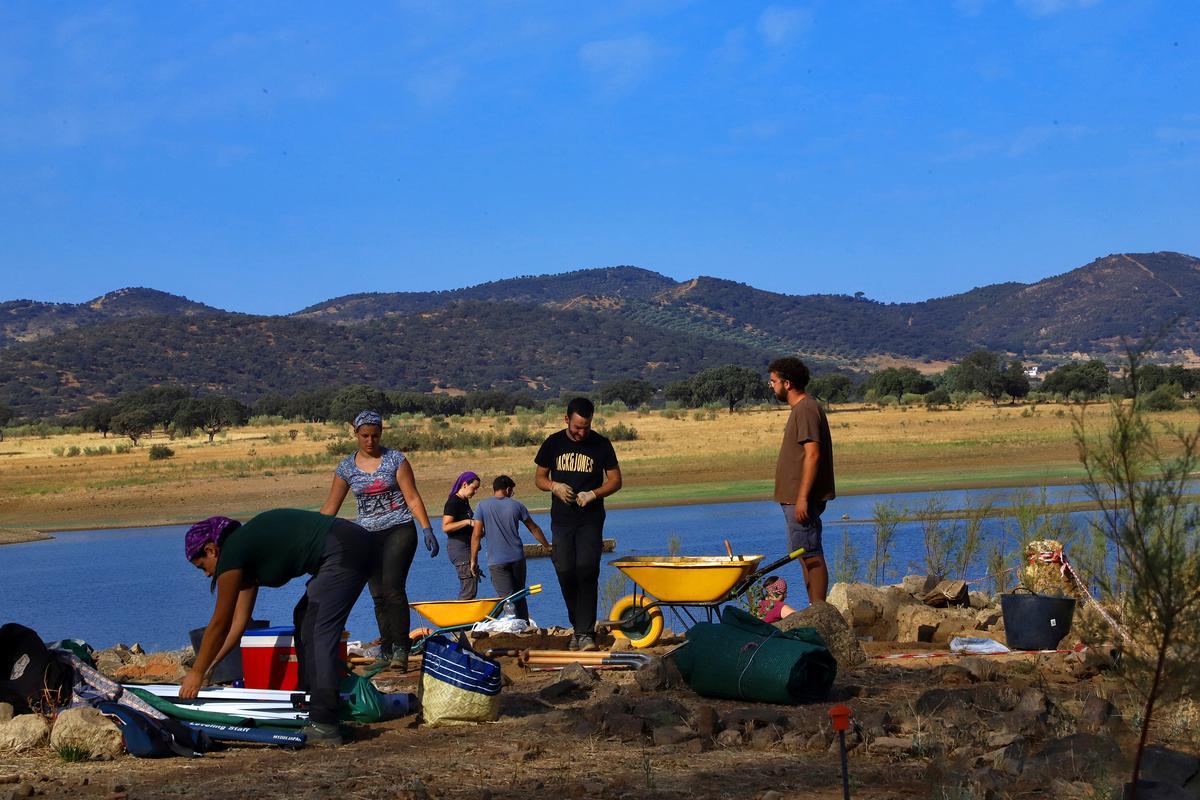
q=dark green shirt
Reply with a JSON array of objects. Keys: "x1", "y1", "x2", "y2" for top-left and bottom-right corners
[{"x1": 215, "y1": 509, "x2": 335, "y2": 588}]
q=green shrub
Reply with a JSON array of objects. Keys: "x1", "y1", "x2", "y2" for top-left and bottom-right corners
[
  {"x1": 1140, "y1": 384, "x2": 1182, "y2": 412},
  {"x1": 603, "y1": 422, "x2": 639, "y2": 442},
  {"x1": 115, "y1": 443, "x2": 132, "y2": 454},
  {"x1": 248, "y1": 414, "x2": 288, "y2": 427},
  {"x1": 66, "y1": 445, "x2": 81, "y2": 457},
  {"x1": 325, "y1": 436, "x2": 356, "y2": 456},
  {"x1": 83, "y1": 445, "x2": 112, "y2": 456},
  {"x1": 506, "y1": 427, "x2": 540, "y2": 447},
  {"x1": 148, "y1": 444, "x2": 175, "y2": 460},
  {"x1": 51, "y1": 447, "x2": 64, "y2": 457}
]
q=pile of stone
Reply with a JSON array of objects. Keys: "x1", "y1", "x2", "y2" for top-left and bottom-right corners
[
  {"x1": 0, "y1": 702, "x2": 124, "y2": 761},
  {"x1": 0, "y1": 644, "x2": 192, "y2": 762},
  {"x1": 826, "y1": 575, "x2": 1006, "y2": 645},
  {"x1": 93, "y1": 643, "x2": 191, "y2": 684}
]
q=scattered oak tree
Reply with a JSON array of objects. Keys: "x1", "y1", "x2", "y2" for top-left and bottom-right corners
[{"x1": 111, "y1": 408, "x2": 156, "y2": 447}]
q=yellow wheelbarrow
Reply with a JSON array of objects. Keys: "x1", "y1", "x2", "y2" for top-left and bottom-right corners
[
  {"x1": 409, "y1": 585, "x2": 542, "y2": 651},
  {"x1": 598, "y1": 547, "x2": 805, "y2": 648}
]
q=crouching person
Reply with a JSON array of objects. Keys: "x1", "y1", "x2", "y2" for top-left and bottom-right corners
[{"x1": 180, "y1": 509, "x2": 372, "y2": 746}]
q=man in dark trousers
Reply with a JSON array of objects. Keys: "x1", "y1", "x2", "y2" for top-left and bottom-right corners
[
  {"x1": 768, "y1": 357, "x2": 836, "y2": 604},
  {"x1": 535, "y1": 397, "x2": 622, "y2": 651}
]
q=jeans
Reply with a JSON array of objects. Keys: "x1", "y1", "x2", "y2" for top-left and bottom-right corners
[
  {"x1": 368, "y1": 521, "x2": 417, "y2": 654},
  {"x1": 293, "y1": 519, "x2": 372, "y2": 725},
  {"x1": 551, "y1": 516, "x2": 605, "y2": 636},
  {"x1": 781, "y1": 500, "x2": 827, "y2": 556},
  {"x1": 488, "y1": 560, "x2": 528, "y2": 620},
  {"x1": 445, "y1": 535, "x2": 478, "y2": 600}
]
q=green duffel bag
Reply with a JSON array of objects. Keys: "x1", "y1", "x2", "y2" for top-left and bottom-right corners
[{"x1": 673, "y1": 606, "x2": 837, "y2": 705}]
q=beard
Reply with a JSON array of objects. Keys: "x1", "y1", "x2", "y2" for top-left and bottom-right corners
[{"x1": 773, "y1": 385, "x2": 788, "y2": 402}]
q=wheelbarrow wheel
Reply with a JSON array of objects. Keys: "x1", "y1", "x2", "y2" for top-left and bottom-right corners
[{"x1": 609, "y1": 594, "x2": 664, "y2": 649}]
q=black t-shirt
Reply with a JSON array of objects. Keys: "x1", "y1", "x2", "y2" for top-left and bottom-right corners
[
  {"x1": 534, "y1": 429, "x2": 619, "y2": 523},
  {"x1": 442, "y1": 495, "x2": 474, "y2": 545}
]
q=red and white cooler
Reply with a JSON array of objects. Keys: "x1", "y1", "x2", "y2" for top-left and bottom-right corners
[{"x1": 240, "y1": 626, "x2": 348, "y2": 691}]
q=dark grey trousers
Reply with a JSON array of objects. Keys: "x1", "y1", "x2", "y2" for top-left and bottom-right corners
[
  {"x1": 488, "y1": 559, "x2": 528, "y2": 620},
  {"x1": 445, "y1": 536, "x2": 478, "y2": 600},
  {"x1": 293, "y1": 519, "x2": 373, "y2": 725}
]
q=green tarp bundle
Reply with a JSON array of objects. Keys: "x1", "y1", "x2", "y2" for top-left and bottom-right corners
[{"x1": 673, "y1": 606, "x2": 837, "y2": 704}]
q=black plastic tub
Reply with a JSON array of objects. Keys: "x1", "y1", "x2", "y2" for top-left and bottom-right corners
[
  {"x1": 1000, "y1": 588, "x2": 1076, "y2": 651},
  {"x1": 188, "y1": 619, "x2": 269, "y2": 684}
]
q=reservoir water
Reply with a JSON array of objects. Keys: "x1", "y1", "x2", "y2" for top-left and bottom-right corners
[{"x1": 1, "y1": 486, "x2": 1097, "y2": 650}]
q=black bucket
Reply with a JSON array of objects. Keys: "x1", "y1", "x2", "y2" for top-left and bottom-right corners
[
  {"x1": 189, "y1": 619, "x2": 269, "y2": 684},
  {"x1": 1000, "y1": 588, "x2": 1076, "y2": 651}
]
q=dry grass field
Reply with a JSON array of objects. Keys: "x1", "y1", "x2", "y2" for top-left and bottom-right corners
[{"x1": 1, "y1": 401, "x2": 1196, "y2": 533}]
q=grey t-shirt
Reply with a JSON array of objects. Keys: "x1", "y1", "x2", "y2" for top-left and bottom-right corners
[
  {"x1": 475, "y1": 496, "x2": 532, "y2": 567},
  {"x1": 334, "y1": 448, "x2": 413, "y2": 531}
]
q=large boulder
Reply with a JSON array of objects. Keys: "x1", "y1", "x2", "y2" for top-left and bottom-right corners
[
  {"x1": 776, "y1": 600, "x2": 866, "y2": 667},
  {"x1": 0, "y1": 714, "x2": 50, "y2": 752},
  {"x1": 827, "y1": 582, "x2": 914, "y2": 641},
  {"x1": 828, "y1": 583, "x2": 885, "y2": 629},
  {"x1": 900, "y1": 575, "x2": 941, "y2": 597},
  {"x1": 49, "y1": 707, "x2": 124, "y2": 760},
  {"x1": 895, "y1": 604, "x2": 968, "y2": 642}
]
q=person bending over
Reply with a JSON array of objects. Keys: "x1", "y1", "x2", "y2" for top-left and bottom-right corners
[{"x1": 182, "y1": 509, "x2": 372, "y2": 746}]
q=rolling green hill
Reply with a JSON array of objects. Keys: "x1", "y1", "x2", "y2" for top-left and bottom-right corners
[{"x1": 2, "y1": 251, "x2": 1198, "y2": 417}]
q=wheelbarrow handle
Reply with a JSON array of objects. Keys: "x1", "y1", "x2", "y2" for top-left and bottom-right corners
[
  {"x1": 730, "y1": 547, "x2": 806, "y2": 597},
  {"x1": 752, "y1": 547, "x2": 806, "y2": 579}
]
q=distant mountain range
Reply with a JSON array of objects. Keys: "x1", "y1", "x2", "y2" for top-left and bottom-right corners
[{"x1": 2, "y1": 251, "x2": 1198, "y2": 416}]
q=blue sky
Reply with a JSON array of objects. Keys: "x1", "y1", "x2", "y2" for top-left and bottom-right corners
[{"x1": 2, "y1": 1, "x2": 1197, "y2": 314}]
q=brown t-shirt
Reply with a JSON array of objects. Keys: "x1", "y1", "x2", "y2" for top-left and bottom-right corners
[{"x1": 773, "y1": 395, "x2": 835, "y2": 504}]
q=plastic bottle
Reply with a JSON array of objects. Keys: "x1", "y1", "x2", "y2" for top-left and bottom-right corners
[{"x1": 501, "y1": 601, "x2": 516, "y2": 619}]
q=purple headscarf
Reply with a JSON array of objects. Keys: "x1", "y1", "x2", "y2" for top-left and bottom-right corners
[
  {"x1": 448, "y1": 471, "x2": 480, "y2": 503},
  {"x1": 184, "y1": 516, "x2": 241, "y2": 561}
]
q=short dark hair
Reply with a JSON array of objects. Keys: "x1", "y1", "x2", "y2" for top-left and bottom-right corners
[
  {"x1": 768, "y1": 357, "x2": 810, "y2": 390},
  {"x1": 493, "y1": 474, "x2": 515, "y2": 492},
  {"x1": 566, "y1": 396, "x2": 594, "y2": 419}
]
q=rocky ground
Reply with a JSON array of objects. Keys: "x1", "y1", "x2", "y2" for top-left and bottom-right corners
[{"x1": 2, "y1": 580, "x2": 1199, "y2": 800}]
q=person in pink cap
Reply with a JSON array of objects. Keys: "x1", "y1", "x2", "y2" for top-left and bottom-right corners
[{"x1": 181, "y1": 509, "x2": 372, "y2": 746}]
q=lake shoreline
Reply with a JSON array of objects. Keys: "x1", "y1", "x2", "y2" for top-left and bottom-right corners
[{"x1": 1, "y1": 471, "x2": 1101, "y2": 540}]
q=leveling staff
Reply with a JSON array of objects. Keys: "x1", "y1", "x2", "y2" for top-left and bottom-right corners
[{"x1": 535, "y1": 397, "x2": 622, "y2": 652}]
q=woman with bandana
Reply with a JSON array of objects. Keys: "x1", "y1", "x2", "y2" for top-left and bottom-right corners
[
  {"x1": 181, "y1": 510, "x2": 372, "y2": 746},
  {"x1": 757, "y1": 576, "x2": 797, "y2": 624},
  {"x1": 441, "y1": 471, "x2": 482, "y2": 599},
  {"x1": 320, "y1": 410, "x2": 437, "y2": 671}
]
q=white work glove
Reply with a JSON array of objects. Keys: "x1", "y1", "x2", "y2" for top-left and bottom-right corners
[
  {"x1": 576, "y1": 490, "x2": 597, "y2": 507},
  {"x1": 551, "y1": 482, "x2": 577, "y2": 503}
]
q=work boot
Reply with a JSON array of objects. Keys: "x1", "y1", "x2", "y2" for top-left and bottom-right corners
[
  {"x1": 373, "y1": 644, "x2": 393, "y2": 667},
  {"x1": 301, "y1": 721, "x2": 344, "y2": 747},
  {"x1": 567, "y1": 634, "x2": 580, "y2": 651},
  {"x1": 390, "y1": 647, "x2": 409, "y2": 673},
  {"x1": 576, "y1": 635, "x2": 599, "y2": 652}
]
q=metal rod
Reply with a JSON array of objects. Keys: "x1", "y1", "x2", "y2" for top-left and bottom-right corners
[{"x1": 838, "y1": 730, "x2": 850, "y2": 800}]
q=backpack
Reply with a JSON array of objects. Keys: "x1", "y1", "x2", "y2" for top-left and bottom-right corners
[
  {"x1": 94, "y1": 701, "x2": 215, "y2": 758},
  {"x1": 0, "y1": 623, "x2": 75, "y2": 714}
]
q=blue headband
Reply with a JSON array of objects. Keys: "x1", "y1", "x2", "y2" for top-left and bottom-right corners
[{"x1": 353, "y1": 410, "x2": 383, "y2": 430}]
